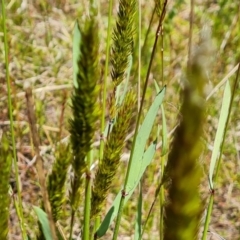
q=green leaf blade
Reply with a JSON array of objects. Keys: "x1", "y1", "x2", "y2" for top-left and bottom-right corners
[
  {"x1": 33, "y1": 206, "x2": 52, "y2": 240},
  {"x1": 96, "y1": 140, "x2": 157, "y2": 237},
  {"x1": 208, "y1": 80, "x2": 231, "y2": 189},
  {"x1": 96, "y1": 86, "x2": 165, "y2": 237},
  {"x1": 126, "y1": 87, "x2": 166, "y2": 188}
]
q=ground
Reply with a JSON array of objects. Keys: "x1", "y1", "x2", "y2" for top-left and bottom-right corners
[{"x1": 0, "y1": 0, "x2": 240, "y2": 239}]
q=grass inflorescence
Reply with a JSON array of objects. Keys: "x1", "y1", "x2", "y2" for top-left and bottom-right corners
[{"x1": 91, "y1": 90, "x2": 136, "y2": 219}]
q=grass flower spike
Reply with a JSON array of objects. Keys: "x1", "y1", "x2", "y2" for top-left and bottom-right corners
[
  {"x1": 163, "y1": 27, "x2": 213, "y2": 240},
  {"x1": 91, "y1": 91, "x2": 136, "y2": 218},
  {"x1": 69, "y1": 9, "x2": 100, "y2": 212},
  {"x1": 47, "y1": 143, "x2": 71, "y2": 221},
  {"x1": 111, "y1": 0, "x2": 136, "y2": 87}
]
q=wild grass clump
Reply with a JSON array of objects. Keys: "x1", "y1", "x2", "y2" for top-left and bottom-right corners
[{"x1": 1, "y1": 0, "x2": 240, "y2": 240}]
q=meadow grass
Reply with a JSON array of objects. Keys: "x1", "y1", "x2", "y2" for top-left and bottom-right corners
[{"x1": 0, "y1": 0, "x2": 240, "y2": 240}]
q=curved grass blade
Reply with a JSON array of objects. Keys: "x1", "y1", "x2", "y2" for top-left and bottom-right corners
[
  {"x1": 154, "y1": 80, "x2": 168, "y2": 156},
  {"x1": 96, "y1": 87, "x2": 165, "y2": 237},
  {"x1": 203, "y1": 63, "x2": 240, "y2": 240},
  {"x1": 33, "y1": 206, "x2": 52, "y2": 240},
  {"x1": 160, "y1": 104, "x2": 168, "y2": 156},
  {"x1": 96, "y1": 140, "x2": 157, "y2": 237},
  {"x1": 208, "y1": 80, "x2": 231, "y2": 189},
  {"x1": 126, "y1": 87, "x2": 166, "y2": 189}
]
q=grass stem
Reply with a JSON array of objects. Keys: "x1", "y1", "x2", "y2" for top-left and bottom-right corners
[
  {"x1": 83, "y1": 151, "x2": 92, "y2": 240},
  {"x1": 100, "y1": 0, "x2": 113, "y2": 159},
  {"x1": 1, "y1": 1, "x2": 27, "y2": 239},
  {"x1": 187, "y1": 0, "x2": 194, "y2": 69},
  {"x1": 95, "y1": 0, "x2": 113, "y2": 232}
]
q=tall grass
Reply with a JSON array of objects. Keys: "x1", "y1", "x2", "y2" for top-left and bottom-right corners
[
  {"x1": 1, "y1": 0, "x2": 27, "y2": 239},
  {"x1": 1, "y1": 0, "x2": 240, "y2": 240}
]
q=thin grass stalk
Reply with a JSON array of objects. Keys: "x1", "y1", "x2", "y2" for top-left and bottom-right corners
[
  {"x1": 202, "y1": 63, "x2": 240, "y2": 240},
  {"x1": 83, "y1": 151, "x2": 92, "y2": 240},
  {"x1": 160, "y1": 29, "x2": 164, "y2": 85},
  {"x1": 155, "y1": 0, "x2": 166, "y2": 83},
  {"x1": 99, "y1": 0, "x2": 113, "y2": 145},
  {"x1": 25, "y1": 87, "x2": 57, "y2": 240},
  {"x1": 140, "y1": 2, "x2": 167, "y2": 237},
  {"x1": 201, "y1": 192, "x2": 214, "y2": 240},
  {"x1": 56, "y1": 221, "x2": 67, "y2": 240},
  {"x1": 0, "y1": 133, "x2": 11, "y2": 239},
  {"x1": 42, "y1": 2, "x2": 52, "y2": 46},
  {"x1": 141, "y1": 6, "x2": 156, "y2": 56},
  {"x1": 1, "y1": 1, "x2": 27, "y2": 239},
  {"x1": 96, "y1": 0, "x2": 114, "y2": 231},
  {"x1": 99, "y1": 0, "x2": 113, "y2": 159},
  {"x1": 137, "y1": 0, "x2": 141, "y2": 111},
  {"x1": 159, "y1": 105, "x2": 168, "y2": 240},
  {"x1": 159, "y1": 154, "x2": 166, "y2": 240},
  {"x1": 187, "y1": 0, "x2": 194, "y2": 69},
  {"x1": 159, "y1": 3, "x2": 165, "y2": 235},
  {"x1": 135, "y1": 9, "x2": 166, "y2": 234},
  {"x1": 140, "y1": 175, "x2": 163, "y2": 239},
  {"x1": 133, "y1": 5, "x2": 156, "y2": 82},
  {"x1": 69, "y1": 5, "x2": 100, "y2": 239},
  {"x1": 91, "y1": 91, "x2": 136, "y2": 219},
  {"x1": 112, "y1": 1, "x2": 168, "y2": 239}
]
